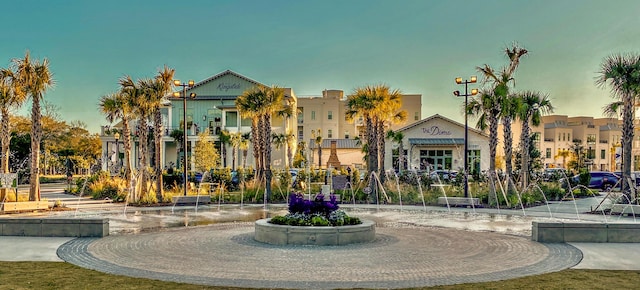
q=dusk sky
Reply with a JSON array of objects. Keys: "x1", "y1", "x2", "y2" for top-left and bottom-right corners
[{"x1": 4, "y1": 0, "x2": 640, "y2": 133}]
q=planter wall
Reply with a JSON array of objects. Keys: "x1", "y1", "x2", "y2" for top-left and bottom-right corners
[{"x1": 254, "y1": 218, "x2": 375, "y2": 246}]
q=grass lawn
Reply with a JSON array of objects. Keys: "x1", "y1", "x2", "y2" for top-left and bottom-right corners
[{"x1": 0, "y1": 262, "x2": 638, "y2": 290}]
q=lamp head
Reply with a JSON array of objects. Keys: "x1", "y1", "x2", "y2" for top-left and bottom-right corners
[
  {"x1": 470, "y1": 76, "x2": 477, "y2": 83},
  {"x1": 174, "y1": 80, "x2": 180, "y2": 86},
  {"x1": 453, "y1": 91, "x2": 460, "y2": 96},
  {"x1": 188, "y1": 80, "x2": 195, "y2": 87},
  {"x1": 189, "y1": 93, "x2": 196, "y2": 99},
  {"x1": 471, "y1": 88, "x2": 479, "y2": 95},
  {"x1": 114, "y1": 132, "x2": 120, "y2": 141},
  {"x1": 173, "y1": 92, "x2": 180, "y2": 97},
  {"x1": 455, "y1": 77, "x2": 463, "y2": 84}
]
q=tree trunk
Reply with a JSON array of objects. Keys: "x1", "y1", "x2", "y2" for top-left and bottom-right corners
[
  {"x1": 488, "y1": 114, "x2": 499, "y2": 204},
  {"x1": 153, "y1": 110, "x2": 163, "y2": 202},
  {"x1": 503, "y1": 116, "x2": 515, "y2": 194},
  {"x1": 122, "y1": 119, "x2": 133, "y2": 184},
  {"x1": 377, "y1": 120, "x2": 385, "y2": 183},
  {"x1": 252, "y1": 118, "x2": 261, "y2": 182},
  {"x1": 138, "y1": 118, "x2": 149, "y2": 200},
  {"x1": 520, "y1": 113, "x2": 531, "y2": 189},
  {"x1": 29, "y1": 96, "x2": 42, "y2": 201},
  {"x1": 1, "y1": 107, "x2": 10, "y2": 173},
  {"x1": 263, "y1": 114, "x2": 272, "y2": 201},
  {"x1": 623, "y1": 97, "x2": 634, "y2": 199}
]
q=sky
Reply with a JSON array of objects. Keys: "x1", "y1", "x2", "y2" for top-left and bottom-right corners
[{"x1": 3, "y1": 0, "x2": 640, "y2": 134}]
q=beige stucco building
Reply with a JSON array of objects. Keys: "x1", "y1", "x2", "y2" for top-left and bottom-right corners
[
  {"x1": 497, "y1": 115, "x2": 624, "y2": 172},
  {"x1": 296, "y1": 89, "x2": 422, "y2": 170}
]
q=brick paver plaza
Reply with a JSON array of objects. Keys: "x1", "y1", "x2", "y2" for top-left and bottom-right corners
[{"x1": 57, "y1": 212, "x2": 582, "y2": 289}]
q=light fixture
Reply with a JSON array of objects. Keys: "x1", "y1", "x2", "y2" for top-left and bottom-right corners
[
  {"x1": 453, "y1": 76, "x2": 478, "y2": 199},
  {"x1": 202, "y1": 115, "x2": 207, "y2": 121},
  {"x1": 174, "y1": 79, "x2": 196, "y2": 196}
]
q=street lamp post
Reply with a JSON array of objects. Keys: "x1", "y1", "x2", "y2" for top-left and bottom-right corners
[
  {"x1": 454, "y1": 76, "x2": 478, "y2": 199},
  {"x1": 174, "y1": 79, "x2": 196, "y2": 196}
]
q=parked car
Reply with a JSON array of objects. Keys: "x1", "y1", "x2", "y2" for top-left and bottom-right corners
[
  {"x1": 563, "y1": 171, "x2": 620, "y2": 191},
  {"x1": 429, "y1": 170, "x2": 458, "y2": 181}
]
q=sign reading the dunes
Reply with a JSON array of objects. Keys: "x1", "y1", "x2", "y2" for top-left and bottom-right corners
[{"x1": 422, "y1": 126, "x2": 451, "y2": 136}]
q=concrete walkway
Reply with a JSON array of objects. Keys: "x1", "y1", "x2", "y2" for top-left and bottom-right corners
[{"x1": 2, "y1": 186, "x2": 640, "y2": 288}]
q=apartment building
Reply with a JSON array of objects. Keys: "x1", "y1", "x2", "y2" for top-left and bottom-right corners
[
  {"x1": 498, "y1": 115, "x2": 624, "y2": 172},
  {"x1": 296, "y1": 89, "x2": 422, "y2": 169},
  {"x1": 100, "y1": 70, "x2": 297, "y2": 173}
]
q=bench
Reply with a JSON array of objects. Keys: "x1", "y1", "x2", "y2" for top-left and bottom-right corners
[
  {"x1": 2, "y1": 201, "x2": 49, "y2": 213},
  {"x1": 172, "y1": 195, "x2": 211, "y2": 205},
  {"x1": 437, "y1": 197, "x2": 481, "y2": 207}
]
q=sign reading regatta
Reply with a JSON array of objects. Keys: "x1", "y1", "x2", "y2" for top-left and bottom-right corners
[
  {"x1": 217, "y1": 83, "x2": 242, "y2": 92},
  {"x1": 422, "y1": 126, "x2": 451, "y2": 136}
]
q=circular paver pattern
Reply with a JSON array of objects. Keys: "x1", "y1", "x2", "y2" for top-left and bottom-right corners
[{"x1": 58, "y1": 221, "x2": 582, "y2": 289}]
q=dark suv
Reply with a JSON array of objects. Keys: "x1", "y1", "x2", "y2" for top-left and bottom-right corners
[{"x1": 569, "y1": 171, "x2": 620, "y2": 190}]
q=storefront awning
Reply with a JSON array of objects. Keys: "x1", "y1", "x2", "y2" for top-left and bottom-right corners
[{"x1": 409, "y1": 138, "x2": 464, "y2": 145}]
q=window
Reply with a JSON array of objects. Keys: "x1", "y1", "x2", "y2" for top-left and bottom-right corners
[
  {"x1": 558, "y1": 133, "x2": 561, "y2": 141},
  {"x1": 328, "y1": 129, "x2": 333, "y2": 138},
  {"x1": 225, "y1": 111, "x2": 237, "y2": 127},
  {"x1": 601, "y1": 149, "x2": 606, "y2": 159},
  {"x1": 328, "y1": 111, "x2": 333, "y2": 120},
  {"x1": 414, "y1": 112, "x2": 419, "y2": 121},
  {"x1": 311, "y1": 111, "x2": 316, "y2": 120},
  {"x1": 345, "y1": 131, "x2": 349, "y2": 139},
  {"x1": 546, "y1": 148, "x2": 551, "y2": 159},
  {"x1": 587, "y1": 134, "x2": 596, "y2": 144},
  {"x1": 568, "y1": 133, "x2": 571, "y2": 141}
]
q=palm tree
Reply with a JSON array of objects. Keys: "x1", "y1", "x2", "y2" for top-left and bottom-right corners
[
  {"x1": 99, "y1": 90, "x2": 135, "y2": 182},
  {"x1": 239, "y1": 133, "x2": 250, "y2": 169},
  {"x1": 236, "y1": 85, "x2": 285, "y2": 201},
  {"x1": 146, "y1": 66, "x2": 175, "y2": 201},
  {"x1": 596, "y1": 53, "x2": 640, "y2": 196},
  {"x1": 260, "y1": 86, "x2": 286, "y2": 201},
  {"x1": 272, "y1": 132, "x2": 287, "y2": 164},
  {"x1": 386, "y1": 129, "x2": 405, "y2": 173},
  {"x1": 516, "y1": 91, "x2": 553, "y2": 188},
  {"x1": 0, "y1": 67, "x2": 26, "y2": 174},
  {"x1": 467, "y1": 90, "x2": 501, "y2": 179},
  {"x1": 477, "y1": 43, "x2": 528, "y2": 184},
  {"x1": 12, "y1": 51, "x2": 55, "y2": 201},
  {"x1": 274, "y1": 101, "x2": 295, "y2": 168},
  {"x1": 218, "y1": 129, "x2": 232, "y2": 168},
  {"x1": 346, "y1": 86, "x2": 377, "y2": 174},
  {"x1": 373, "y1": 85, "x2": 407, "y2": 179},
  {"x1": 120, "y1": 76, "x2": 149, "y2": 200},
  {"x1": 236, "y1": 86, "x2": 264, "y2": 181},
  {"x1": 312, "y1": 129, "x2": 323, "y2": 168},
  {"x1": 229, "y1": 132, "x2": 243, "y2": 171}
]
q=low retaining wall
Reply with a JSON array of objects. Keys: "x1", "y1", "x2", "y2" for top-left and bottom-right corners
[
  {"x1": 254, "y1": 219, "x2": 375, "y2": 246},
  {"x1": 0, "y1": 218, "x2": 109, "y2": 237},
  {"x1": 532, "y1": 221, "x2": 640, "y2": 243}
]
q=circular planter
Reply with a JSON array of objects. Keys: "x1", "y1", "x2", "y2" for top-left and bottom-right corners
[{"x1": 254, "y1": 218, "x2": 375, "y2": 246}]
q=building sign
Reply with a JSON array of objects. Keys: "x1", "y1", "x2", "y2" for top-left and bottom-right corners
[
  {"x1": 217, "y1": 83, "x2": 242, "y2": 92},
  {"x1": 422, "y1": 126, "x2": 452, "y2": 136}
]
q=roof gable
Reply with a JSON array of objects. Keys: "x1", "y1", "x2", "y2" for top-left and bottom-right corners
[
  {"x1": 187, "y1": 70, "x2": 265, "y2": 97},
  {"x1": 397, "y1": 114, "x2": 488, "y2": 137}
]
